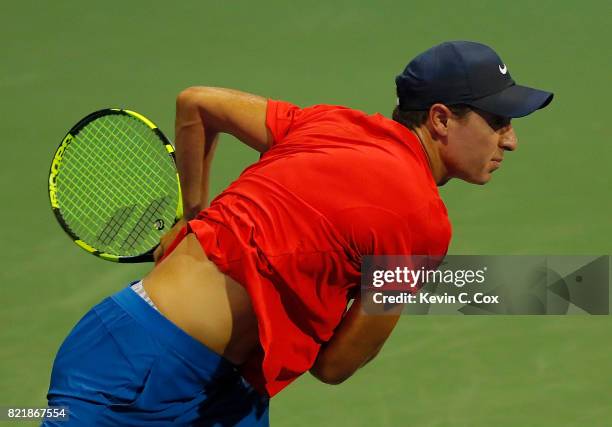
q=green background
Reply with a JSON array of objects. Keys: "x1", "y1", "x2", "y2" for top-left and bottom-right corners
[{"x1": 1, "y1": 1, "x2": 610, "y2": 426}]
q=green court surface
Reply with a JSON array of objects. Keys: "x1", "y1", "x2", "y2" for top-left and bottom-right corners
[{"x1": 1, "y1": 2, "x2": 610, "y2": 426}]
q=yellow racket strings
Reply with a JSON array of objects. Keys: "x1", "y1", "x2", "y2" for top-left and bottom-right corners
[{"x1": 56, "y1": 114, "x2": 178, "y2": 256}]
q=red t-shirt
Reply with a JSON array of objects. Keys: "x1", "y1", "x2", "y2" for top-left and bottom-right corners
[{"x1": 163, "y1": 100, "x2": 451, "y2": 396}]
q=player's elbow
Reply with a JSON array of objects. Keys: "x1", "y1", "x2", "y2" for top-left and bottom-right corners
[
  {"x1": 309, "y1": 362, "x2": 353, "y2": 385},
  {"x1": 176, "y1": 86, "x2": 211, "y2": 111},
  {"x1": 176, "y1": 86, "x2": 229, "y2": 132},
  {"x1": 310, "y1": 370, "x2": 350, "y2": 385}
]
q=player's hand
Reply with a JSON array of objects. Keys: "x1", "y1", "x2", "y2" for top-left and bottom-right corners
[{"x1": 153, "y1": 217, "x2": 188, "y2": 264}]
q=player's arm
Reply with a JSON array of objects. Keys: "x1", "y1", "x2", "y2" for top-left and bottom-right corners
[
  {"x1": 174, "y1": 86, "x2": 272, "y2": 219},
  {"x1": 153, "y1": 87, "x2": 271, "y2": 262},
  {"x1": 309, "y1": 294, "x2": 403, "y2": 385}
]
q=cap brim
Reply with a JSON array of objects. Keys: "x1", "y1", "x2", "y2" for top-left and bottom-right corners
[{"x1": 468, "y1": 84, "x2": 554, "y2": 118}]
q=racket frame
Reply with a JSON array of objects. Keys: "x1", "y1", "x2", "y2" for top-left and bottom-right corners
[{"x1": 48, "y1": 108, "x2": 183, "y2": 263}]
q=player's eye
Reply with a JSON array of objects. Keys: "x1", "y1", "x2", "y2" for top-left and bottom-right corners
[
  {"x1": 478, "y1": 110, "x2": 511, "y2": 131},
  {"x1": 491, "y1": 115, "x2": 511, "y2": 130}
]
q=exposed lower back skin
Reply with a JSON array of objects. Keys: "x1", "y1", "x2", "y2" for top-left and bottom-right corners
[{"x1": 142, "y1": 233, "x2": 259, "y2": 365}]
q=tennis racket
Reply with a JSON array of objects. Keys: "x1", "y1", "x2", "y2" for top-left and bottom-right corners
[{"x1": 48, "y1": 108, "x2": 183, "y2": 263}]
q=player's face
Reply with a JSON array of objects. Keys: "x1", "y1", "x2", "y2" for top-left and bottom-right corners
[{"x1": 443, "y1": 108, "x2": 517, "y2": 184}]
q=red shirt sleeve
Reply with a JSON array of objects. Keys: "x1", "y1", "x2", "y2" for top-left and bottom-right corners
[
  {"x1": 265, "y1": 99, "x2": 302, "y2": 146},
  {"x1": 265, "y1": 99, "x2": 343, "y2": 147}
]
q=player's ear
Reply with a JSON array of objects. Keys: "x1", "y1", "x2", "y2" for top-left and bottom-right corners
[{"x1": 428, "y1": 103, "x2": 451, "y2": 138}]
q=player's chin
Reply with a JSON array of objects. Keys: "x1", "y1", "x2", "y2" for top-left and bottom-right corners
[{"x1": 461, "y1": 170, "x2": 493, "y2": 185}]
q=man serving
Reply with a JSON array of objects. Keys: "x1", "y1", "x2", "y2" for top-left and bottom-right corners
[{"x1": 45, "y1": 41, "x2": 552, "y2": 426}]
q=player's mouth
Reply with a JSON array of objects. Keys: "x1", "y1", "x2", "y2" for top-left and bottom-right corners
[{"x1": 491, "y1": 158, "x2": 503, "y2": 169}]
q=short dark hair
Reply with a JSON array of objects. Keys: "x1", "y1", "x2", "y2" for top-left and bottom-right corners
[{"x1": 392, "y1": 104, "x2": 472, "y2": 130}]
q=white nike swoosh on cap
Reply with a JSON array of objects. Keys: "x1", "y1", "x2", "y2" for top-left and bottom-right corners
[{"x1": 499, "y1": 64, "x2": 508, "y2": 74}]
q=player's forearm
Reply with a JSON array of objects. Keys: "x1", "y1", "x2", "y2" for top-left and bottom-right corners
[
  {"x1": 175, "y1": 89, "x2": 218, "y2": 220},
  {"x1": 175, "y1": 117, "x2": 205, "y2": 220},
  {"x1": 200, "y1": 130, "x2": 219, "y2": 209},
  {"x1": 310, "y1": 297, "x2": 402, "y2": 385},
  {"x1": 310, "y1": 304, "x2": 396, "y2": 384}
]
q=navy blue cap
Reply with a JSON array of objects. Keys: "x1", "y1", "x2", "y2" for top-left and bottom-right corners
[{"x1": 395, "y1": 41, "x2": 553, "y2": 118}]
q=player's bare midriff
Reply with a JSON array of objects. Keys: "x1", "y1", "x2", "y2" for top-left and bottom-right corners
[{"x1": 142, "y1": 233, "x2": 259, "y2": 365}]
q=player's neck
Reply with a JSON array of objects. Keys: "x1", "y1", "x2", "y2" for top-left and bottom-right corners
[{"x1": 412, "y1": 126, "x2": 449, "y2": 186}]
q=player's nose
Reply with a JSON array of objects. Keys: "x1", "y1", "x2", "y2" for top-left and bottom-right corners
[{"x1": 500, "y1": 125, "x2": 517, "y2": 151}]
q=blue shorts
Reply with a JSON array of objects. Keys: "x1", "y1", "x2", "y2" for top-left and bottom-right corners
[{"x1": 43, "y1": 282, "x2": 269, "y2": 426}]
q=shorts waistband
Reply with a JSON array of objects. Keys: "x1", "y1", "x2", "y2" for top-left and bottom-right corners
[
  {"x1": 130, "y1": 281, "x2": 159, "y2": 311},
  {"x1": 111, "y1": 281, "x2": 236, "y2": 377}
]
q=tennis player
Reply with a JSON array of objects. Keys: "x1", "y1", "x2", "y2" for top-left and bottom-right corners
[{"x1": 44, "y1": 41, "x2": 553, "y2": 426}]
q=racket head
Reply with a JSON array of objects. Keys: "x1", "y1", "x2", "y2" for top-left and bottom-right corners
[{"x1": 49, "y1": 108, "x2": 183, "y2": 262}]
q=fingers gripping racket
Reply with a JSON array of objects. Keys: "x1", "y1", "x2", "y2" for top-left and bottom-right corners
[{"x1": 48, "y1": 109, "x2": 183, "y2": 262}]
